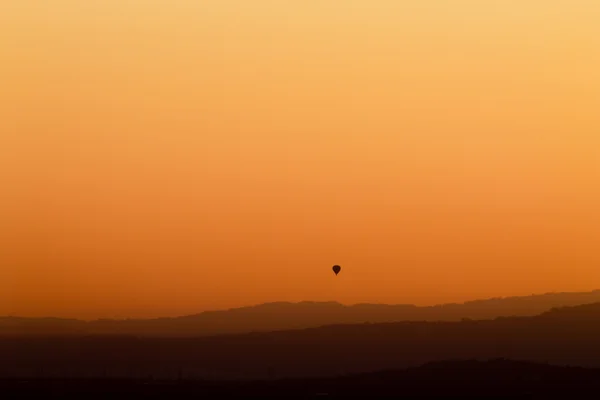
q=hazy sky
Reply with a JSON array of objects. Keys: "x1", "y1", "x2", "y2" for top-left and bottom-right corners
[{"x1": 2, "y1": 1, "x2": 599, "y2": 319}]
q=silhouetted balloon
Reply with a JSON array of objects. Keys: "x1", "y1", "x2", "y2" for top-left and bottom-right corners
[{"x1": 332, "y1": 265, "x2": 341, "y2": 275}]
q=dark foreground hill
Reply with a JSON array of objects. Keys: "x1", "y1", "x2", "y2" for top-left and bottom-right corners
[
  {"x1": 2, "y1": 359, "x2": 600, "y2": 399},
  {"x1": 3, "y1": 289, "x2": 600, "y2": 337},
  {"x1": 3, "y1": 302, "x2": 600, "y2": 380}
]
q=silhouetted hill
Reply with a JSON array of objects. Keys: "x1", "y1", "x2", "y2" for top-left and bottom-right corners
[
  {"x1": 2, "y1": 359, "x2": 600, "y2": 399},
  {"x1": 3, "y1": 302, "x2": 600, "y2": 380},
  {"x1": 3, "y1": 289, "x2": 600, "y2": 337}
]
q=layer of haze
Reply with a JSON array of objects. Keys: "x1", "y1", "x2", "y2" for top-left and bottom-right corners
[{"x1": 2, "y1": 1, "x2": 599, "y2": 319}]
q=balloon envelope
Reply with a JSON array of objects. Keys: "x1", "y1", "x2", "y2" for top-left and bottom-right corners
[{"x1": 332, "y1": 265, "x2": 341, "y2": 275}]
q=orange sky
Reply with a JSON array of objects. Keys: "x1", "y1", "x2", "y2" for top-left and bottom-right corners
[{"x1": 2, "y1": 1, "x2": 600, "y2": 319}]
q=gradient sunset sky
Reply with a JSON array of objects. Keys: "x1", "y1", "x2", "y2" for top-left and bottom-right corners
[{"x1": 2, "y1": 1, "x2": 599, "y2": 319}]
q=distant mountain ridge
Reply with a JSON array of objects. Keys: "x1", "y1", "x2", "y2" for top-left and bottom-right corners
[
  {"x1": 3, "y1": 289, "x2": 600, "y2": 337},
  {"x1": 4, "y1": 302, "x2": 600, "y2": 380}
]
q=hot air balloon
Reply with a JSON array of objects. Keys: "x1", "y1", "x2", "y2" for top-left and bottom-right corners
[{"x1": 332, "y1": 265, "x2": 341, "y2": 276}]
